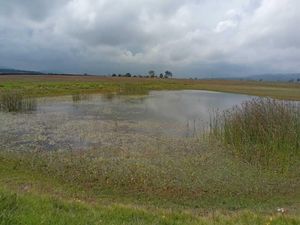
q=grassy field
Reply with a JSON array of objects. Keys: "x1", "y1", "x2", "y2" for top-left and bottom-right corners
[
  {"x1": 1, "y1": 141, "x2": 299, "y2": 225},
  {"x1": 0, "y1": 75, "x2": 300, "y2": 224},
  {"x1": 0, "y1": 75, "x2": 300, "y2": 100}
]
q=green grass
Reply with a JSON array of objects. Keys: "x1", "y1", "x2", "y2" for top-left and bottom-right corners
[
  {"x1": 0, "y1": 75, "x2": 299, "y2": 100},
  {"x1": 0, "y1": 188, "x2": 199, "y2": 225},
  {"x1": 2, "y1": 188, "x2": 299, "y2": 225},
  {"x1": 0, "y1": 154, "x2": 299, "y2": 225},
  {"x1": 0, "y1": 134, "x2": 299, "y2": 224}
]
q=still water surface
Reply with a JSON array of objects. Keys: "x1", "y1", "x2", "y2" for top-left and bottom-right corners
[{"x1": 0, "y1": 90, "x2": 252, "y2": 151}]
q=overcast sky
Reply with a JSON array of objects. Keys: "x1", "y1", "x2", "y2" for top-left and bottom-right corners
[{"x1": 0, "y1": 0, "x2": 299, "y2": 77}]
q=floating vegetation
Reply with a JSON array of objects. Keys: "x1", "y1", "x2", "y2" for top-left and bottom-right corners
[
  {"x1": 0, "y1": 91, "x2": 251, "y2": 153},
  {"x1": 0, "y1": 90, "x2": 37, "y2": 112}
]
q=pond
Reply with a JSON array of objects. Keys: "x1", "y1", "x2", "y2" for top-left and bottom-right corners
[{"x1": 0, "y1": 90, "x2": 252, "y2": 152}]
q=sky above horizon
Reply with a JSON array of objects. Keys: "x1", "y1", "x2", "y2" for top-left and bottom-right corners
[{"x1": 0, "y1": 0, "x2": 299, "y2": 77}]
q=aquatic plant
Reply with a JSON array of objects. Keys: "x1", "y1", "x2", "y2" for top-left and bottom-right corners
[
  {"x1": 210, "y1": 98, "x2": 300, "y2": 168},
  {"x1": 72, "y1": 93, "x2": 90, "y2": 102},
  {"x1": 0, "y1": 90, "x2": 37, "y2": 112}
]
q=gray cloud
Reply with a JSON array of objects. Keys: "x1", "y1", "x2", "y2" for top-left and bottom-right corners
[
  {"x1": 0, "y1": 0, "x2": 299, "y2": 76},
  {"x1": 0, "y1": 0, "x2": 68, "y2": 20}
]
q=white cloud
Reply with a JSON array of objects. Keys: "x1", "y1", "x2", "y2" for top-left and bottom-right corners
[{"x1": 214, "y1": 20, "x2": 238, "y2": 33}]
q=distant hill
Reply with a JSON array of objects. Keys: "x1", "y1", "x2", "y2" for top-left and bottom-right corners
[
  {"x1": 0, "y1": 68, "x2": 44, "y2": 75},
  {"x1": 0, "y1": 68, "x2": 93, "y2": 76},
  {"x1": 201, "y1": 73, "x2": 300, "y2": 82},
  {"x1": 244, "y1": 73, "x2": 300, "y2": 82}
]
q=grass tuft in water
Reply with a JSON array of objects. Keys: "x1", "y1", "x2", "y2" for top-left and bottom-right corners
[
  {"x1": 0, "y1": 90, "x2": 37, "y2": 112},
  {"x1": 72, "y1": 93, "x2": 90, "y2": 102}
]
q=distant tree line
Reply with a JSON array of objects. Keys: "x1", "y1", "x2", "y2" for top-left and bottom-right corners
[{"x1": 111, "y1": 70, "x2": 173, "y2": 79}]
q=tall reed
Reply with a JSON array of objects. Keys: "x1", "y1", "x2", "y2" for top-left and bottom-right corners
[
  {"x1": 0, "y1": 90, "x2": 37, "y2": 112},
  {"x1": 210, "y1": 98, "x2": 300, "y2": 167},
  {"x1": 72, "y1": 93, "x2": 90, "y2": 102}
]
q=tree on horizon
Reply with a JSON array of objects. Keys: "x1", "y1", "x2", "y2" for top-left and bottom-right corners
[{"x1": 165, "y1": 71, "x2": 173, "y2": 78}]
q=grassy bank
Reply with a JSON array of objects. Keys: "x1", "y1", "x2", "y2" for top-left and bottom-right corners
[
  {"x1": 0, "y1": 140, "x2": 299, "y2": 225},
  {"x1": 1, "y1": 121, "x2": 300, "y2": 224},
  {"x1": 0, "y1": 75, "x2": 300, "y2": 100},
  {"x1": 1, "y1": 188, "x2": 298, "y2": 225},
  {"x1": 1, "y1": 188, "x2": 299, "y2": 225}
]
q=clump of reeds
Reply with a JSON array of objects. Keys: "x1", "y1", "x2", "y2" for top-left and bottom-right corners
[
  {"x1": 210, "y1": 98, "x2": 300, "y2": 167},
  {"x1": 72, "y1": 94, "x2": 90, "y2": 102},
  {"x1": 0, "y1": 90, "x2": 37, "y2": 112}
]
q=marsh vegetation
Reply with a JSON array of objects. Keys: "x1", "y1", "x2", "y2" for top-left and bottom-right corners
[
  {"x1": 0, "y1": 86, "x2": 299, "y2": 224},
  {"x1": 0, "y1": 90, "x2": 36, "y2": 112},
  {"x1": 210, "y1": 98, "x2": 300, "y2": 168}
]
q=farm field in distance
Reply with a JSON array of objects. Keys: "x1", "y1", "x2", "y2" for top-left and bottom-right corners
[
  {"x1": 0, "y1": 74, "x2": 299, "y2": 225},
  {"x1": 0, "y1": 75, "x2": 300, "y2": 100}
]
